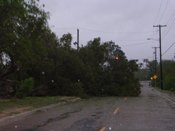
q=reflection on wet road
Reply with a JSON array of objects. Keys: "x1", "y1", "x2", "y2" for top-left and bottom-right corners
[{"x1": 1, "y1": 81, "x2": 175, "y2": 131}]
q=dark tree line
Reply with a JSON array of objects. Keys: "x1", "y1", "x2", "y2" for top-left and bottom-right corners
[
  {"x1": 0, "y1": 0, "x2": 140, "y2": 98},
  {"x1": 162, "y1": 60, "x2": 175, "y2": 91},
  {"x1": 138, "y1": 59, "x2": 175, "y2": 91}
]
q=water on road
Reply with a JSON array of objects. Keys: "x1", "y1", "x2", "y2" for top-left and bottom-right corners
[{"x1": 0, "y1": 81, "x2": 175, "y2": 131}]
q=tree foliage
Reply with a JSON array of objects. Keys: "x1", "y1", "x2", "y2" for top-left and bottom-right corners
[
  {"x1": 162, "y1": 60, "x2": 175, "y2": 91},
  {"x1": 0, "y1": 0, "x2": 141, "y2": 98},
  {"x1": 144, "y1": 59, "x2": 175, "y2": 91}
]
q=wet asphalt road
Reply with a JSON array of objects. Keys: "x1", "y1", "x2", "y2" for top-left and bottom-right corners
[{"x1": 0, "y1": 81, "x2": 175, "y2": 131}]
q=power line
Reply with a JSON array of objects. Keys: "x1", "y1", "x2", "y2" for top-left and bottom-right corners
[
  {"x1": 153, "y1": 0, "x2": 163, "y2": 25},
  {"x1": 161, "y1": 2, "x2": 175, "y2": 39},
  {"x1": 79, "y1": 27, "x2": 155, "y2": 34},
  {"x1": 121, "y1": 41, "x2": 153, "y2": 47},
  {"x1": 163, "y1": 14, "x2": 175, "y2": 39},
  {"x1": 53, "y1": 27, "x2": 155, "y2": 34},
  {"x1": 159, "y1": 0, "x2": 169, "y2": 23},
  {"x1": 166, "y1": 9, "x2": 175, "y2": 25},
  {"x1": 162, "y1": 41, "x2": 175, "y2": 55},
  {"x1": 78, "y1": 40, "x2": 151, "y2": 47}
]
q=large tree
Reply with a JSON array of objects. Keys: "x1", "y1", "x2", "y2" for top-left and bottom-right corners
[
  {"x1": 0, "y1": 0, "x2": 49, "y2": 80},
  {"x1": 0, "y1": 1, "x2": 141, "y2": 97}
]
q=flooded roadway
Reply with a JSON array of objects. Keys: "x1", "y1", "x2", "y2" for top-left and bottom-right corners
[{"x1": 0, "y1": 81, "x2": 175, "y2": 131}]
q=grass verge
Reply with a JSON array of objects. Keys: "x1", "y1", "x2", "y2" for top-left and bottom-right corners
[{"x1": 0, "y1": 96, "x2": 79, "y2": 118}]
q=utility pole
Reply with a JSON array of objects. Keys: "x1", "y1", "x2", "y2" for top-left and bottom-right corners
[
  {"x1": 152, "y1": 47, "x2": 159, "y2": 88},
  {"x1": 77, "y1": 29, "x2": 79, "y2": 51},
  {"x1": 152, "y1": 47, "x2": 159, "y2": 74},
  {"x1": 153, "y1": 25, "x2": 166, "y2": 90}
]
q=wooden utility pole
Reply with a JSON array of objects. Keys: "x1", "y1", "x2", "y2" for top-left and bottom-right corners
[
  {"x1": 153, "y1": 25, "x2": 166, "y2": 90},
  {"x1": 152, "y1": 47, "x2": 159, "y2": 74},
  {"x1": 77, "y1": 29, "x2": 79, "y2": 51}
]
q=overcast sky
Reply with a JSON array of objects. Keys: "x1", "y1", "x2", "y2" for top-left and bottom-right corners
[{"x1": 40, "y1": 0, "x2": 175, "y2": 62}]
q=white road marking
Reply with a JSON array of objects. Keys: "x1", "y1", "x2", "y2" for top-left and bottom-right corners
[
  {"x1": 109, "y1": 126, "x2": 112, "y2": 130},
  {"x1": 99, "y1": 127, "x2": 106, "y2": 131},
  {"x1": 113, "y1": 107, "x2": 120, "y2": 115}
]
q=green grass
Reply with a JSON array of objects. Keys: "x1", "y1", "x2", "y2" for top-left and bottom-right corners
[
  {"x1": 153, "y1": 86, "x2": 175, "y2": 95},
  {"x1": 0, "y1": 96, "x2": 77, "y2": 113}
]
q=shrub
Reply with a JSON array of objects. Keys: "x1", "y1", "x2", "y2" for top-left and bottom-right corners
[
  {"x1": 70, "y1": 82, "x2": 85, "y2": 97},
  {"x1": 164, "y1": 75, "x2": 175, "y2": 91},
  {"x1": 16, "y1": 77, "x2": 34, "y2": 98}
]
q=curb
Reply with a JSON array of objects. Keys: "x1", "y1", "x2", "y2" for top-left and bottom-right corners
[{"x1": 0, "y1": 98, "x2": 81, "y2": 127}]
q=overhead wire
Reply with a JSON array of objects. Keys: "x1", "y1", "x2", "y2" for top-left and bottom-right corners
[
  {"x1": 150, "y1": 0, "x2": 174, "y2": 59},
  {"x1": 158, "y1": 0, "x2": 169, "y2": 23},
  {"x1": 52, "y1": 27, "x2": 156, "y2": 41},
  {"x1": 120, "y1": 41, "x2": 154, "y2": 47},
  {"x1": 150, "y1": 0, "x2": 164, "y2": 41},
  {"x1": 79, "y1": 27, "x2": 155, "y2": 34},
  {"x1": 153, "y1": 0, "x2": 163, "y2": 25},
  {"x1": 162, "y1": 11, "x2": 175, "y2": 39},
  {"x1": 162, "y1": 41, "x2": 175, "y2": 55},
  {"x1": 156, "y1": 0, "x2": 175, "y2": 40},
  {"x1": 165, "y1": 9, "x2": 175, "y2": 25},
  {"x1": 163, "y1": 18, "x2": 175, "y2": 39},
  {"x1": 151, "y1": 0, "x2": 169, "y2": 37}
]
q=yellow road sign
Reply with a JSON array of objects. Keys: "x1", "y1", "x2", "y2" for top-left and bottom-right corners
[{"x1": 153, "y1": 75, "x2": 157, "y2": 80}]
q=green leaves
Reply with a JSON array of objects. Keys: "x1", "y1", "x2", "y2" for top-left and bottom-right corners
[
  {"x1": 60, "y1": 33, "x2": 72, "y2": 49},
  {"x1": 162, "y1": 60, "x2": 175, "y2": 91},
  {"x1": 0, "y1": 0, "x2": 140, "y2": 97},
  {"x1": 16, "y1": 77, "x2": 34, "y2": 98},
  {"x1": 0, "y1": 0, "x2": 48, "y2": 80}
]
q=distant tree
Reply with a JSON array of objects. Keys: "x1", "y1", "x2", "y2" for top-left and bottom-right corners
[{"x1": 60, "y1": 33, "x2": 72, "y2": 49}]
